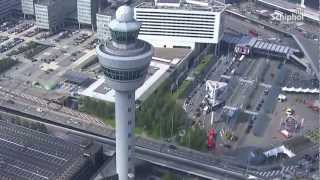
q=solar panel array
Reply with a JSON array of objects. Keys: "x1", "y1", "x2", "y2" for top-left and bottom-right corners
[{"x1": 0, "y1": 120, "x2": 99, "y2": 180}]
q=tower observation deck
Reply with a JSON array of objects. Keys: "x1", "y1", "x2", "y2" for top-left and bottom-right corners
[{"x1": 96, "y1": 5, "x2": 154, "y2": 180}]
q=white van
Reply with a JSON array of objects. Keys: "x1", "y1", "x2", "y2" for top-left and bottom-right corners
[{"x1": 278, "y1": 94, "x2": 287, "y2": 102}]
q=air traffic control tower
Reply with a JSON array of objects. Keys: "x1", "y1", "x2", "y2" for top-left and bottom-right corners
[{"x1": 96, "y1": 5, "x2": 154, "y2": 180}]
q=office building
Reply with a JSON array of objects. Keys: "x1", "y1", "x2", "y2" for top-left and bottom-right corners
[
  {"x1": 96, "y1": 5, "x2": 153, "y2": 180},
  {"x1": 0, "y1": 120, "x2": 103, "y2": 180},
  {"x1": 96, "y1": 8, "x2": 115, "y2": 42},
  {"x1": 134, "y1": 0, "x2": 226, "y2": 48},
  {"x1": 22, "y1": 0, "x2": 35, "y2": 16},
  {"x1": 35, "y1": 0, "x2": 76, "y2": 31},
  {"x1": 0, "y1": 0, "x2": 20, "y2": 21},
  {"x1": 77, "y1": 0, "x2": 99, "y2": 29}
]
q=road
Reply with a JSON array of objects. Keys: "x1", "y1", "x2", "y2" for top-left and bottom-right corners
[
  {"x1": 0, "y1": 102, "x2": 252, "y2": 180},
  {"x1": 3, "y1": 99, "x2": 314, "y2": 180}
]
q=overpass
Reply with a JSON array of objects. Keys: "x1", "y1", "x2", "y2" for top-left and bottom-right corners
[{"x1": 225, "y1": 9, "x2": 319, "y2": 80}]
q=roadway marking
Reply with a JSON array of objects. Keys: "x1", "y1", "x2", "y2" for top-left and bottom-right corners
[
  {"x1": 8, "y1": 164, "x2": 49, "y2": 179},
  {"x1": 0, "y1": 137, "x2": 67, "y2": 162}
]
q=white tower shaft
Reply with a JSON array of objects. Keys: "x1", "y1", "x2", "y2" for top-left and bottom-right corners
[
  {"x1": 97, "y1": 5, "x2": 153, "y2": 180},
  {"x1": 115, "y1": 91, "x2": 135, "y2": 180}
]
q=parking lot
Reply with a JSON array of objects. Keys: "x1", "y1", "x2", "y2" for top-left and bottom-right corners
[
  {"x1": 183, "y1": 49, "x2": 319, "y2": 152},
  {"x1": 0, "y1": 18, "x2": 99, "y2": 93}
]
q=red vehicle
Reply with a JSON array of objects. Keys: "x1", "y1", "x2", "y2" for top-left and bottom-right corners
[
  {"x1": 208, "y1": 128, "x2": 217, "y2": 150},
  {"x1": 248, "y1": 29, "x2": 258, "y2": 37}
]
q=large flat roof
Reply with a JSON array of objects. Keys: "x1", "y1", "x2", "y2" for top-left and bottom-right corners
[
  {"x1": 154, "y1": 47, "x2": 191, "y2": 60},
  {"x1": 97, "y1": 7, "x2": 116, "y2": 16},
  {"x1": 136, "y1": 1, "x2": 226, "y2": 12},
  {"x1": 79, "y1": 47, "x2": 191, "y2": 102},
  {"x1": 36, "y1": 0, "x2": 57, "y2": 6},
  {"x1": 0, "y1": 120, "x2": 101, "y2": 180}
]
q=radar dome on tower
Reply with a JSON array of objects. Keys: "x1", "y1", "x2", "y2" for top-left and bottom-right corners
[
  {"x1": 108, "y1": 5, "x2": 141, "y2": 44},
  {"x1": 116, "y1": 5, "x2": 134, "y2": 22}
]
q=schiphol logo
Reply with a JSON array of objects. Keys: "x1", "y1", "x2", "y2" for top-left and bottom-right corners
[{"x1": 271, "y1": 7, "x2": 304, "y2": 24}]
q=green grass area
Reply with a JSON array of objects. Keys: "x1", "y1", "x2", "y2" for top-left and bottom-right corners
[
  {"x1": 305, "y1": 128, "x2": 320, "y2": 144},
  {"x1": 0, "y1": 57, "x2": 19, "y2": 74}
]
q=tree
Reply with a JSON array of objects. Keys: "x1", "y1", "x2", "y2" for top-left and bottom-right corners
[
  {"x1": 162, "y1": 172, "x2": 180, "y2": 180},
  {"x1": 179, "y1": 126, "x2": 207, "y2": 151}
]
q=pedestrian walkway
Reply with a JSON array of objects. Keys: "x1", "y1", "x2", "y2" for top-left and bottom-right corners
[{"x1": 251, "y1": 165, "x2": 297, "y2": 178}]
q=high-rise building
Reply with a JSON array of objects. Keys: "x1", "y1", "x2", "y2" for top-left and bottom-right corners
[
  {"x1": 96, "y1": 8, "x2": 115, "y2": 42},
  {"x1": 77, "y1": 0, "x2": 99, "y2": 29},
  {"x1": 134, "y1": 0, "x2": 226, "y2": 48},
  {"x1": 22, "y1": 0, "x2": 35, "y2": 16},
  {"x1": 35, "y1": 0, "x2": 76, "y2": 31},
  {"x1": 96, "y1": 5, "x2": 153, "y2": 180},
  {"x1": 0, "y1": 0, "x2": 20, "y2": 21}
]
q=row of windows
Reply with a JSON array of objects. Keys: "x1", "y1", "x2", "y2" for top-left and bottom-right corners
[
  {"x1": 103, "y1": 66, "x2": 147, "y2": 81},
  {"x1": 135, "y1": 11, "x2": 216, "y2": 17},
  {"x1": 136, "y1": 14, "x2": 215, "y2": 20},
  {"x1": 139, "y1": 32, "x2": 213, "y2": 39},
  {"x1": 140, "y1": 29, "x2": 213, "y2": 36},
  {"x1": 141, "y1": 26, "x2": 214, "y2": 33},
  {"x1": 136, "y1": 17, "x2": 215, "y2": 24},
  {"x1": 136, "y1": 19, "x2": 215, "y2": 26},
  {"x1": 111, "y1": 30, "x2": 139, "y2": 43},
  {"x1": 141, "y1": 22, "x2": 213, "y2": 29}
]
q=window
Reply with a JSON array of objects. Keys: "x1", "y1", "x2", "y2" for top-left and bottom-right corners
[
  {"x1": 102, "y1": 66, "x2": 148, "y2": 81},
  {"x1": 111, "y1": 30, "x2": 139, "y2": 43}
]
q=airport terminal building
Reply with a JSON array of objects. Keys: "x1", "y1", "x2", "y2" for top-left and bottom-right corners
[{"x1": 134, "y1": 0, "x2": 226, "y2": 49}]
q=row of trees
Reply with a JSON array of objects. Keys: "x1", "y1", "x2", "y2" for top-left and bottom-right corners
[
  {"x1": 78, "y1": 96, "x2": 115, "y2": 121},
  {"x1": 0, "y1": 57, "x2": 18, "y2": 74},
  {"x1": 178, "y1": 125, "x2": 207, "y2": 151},
  {"x1": 136, "y1": 80, "x2": 186, "y2": 138}
]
